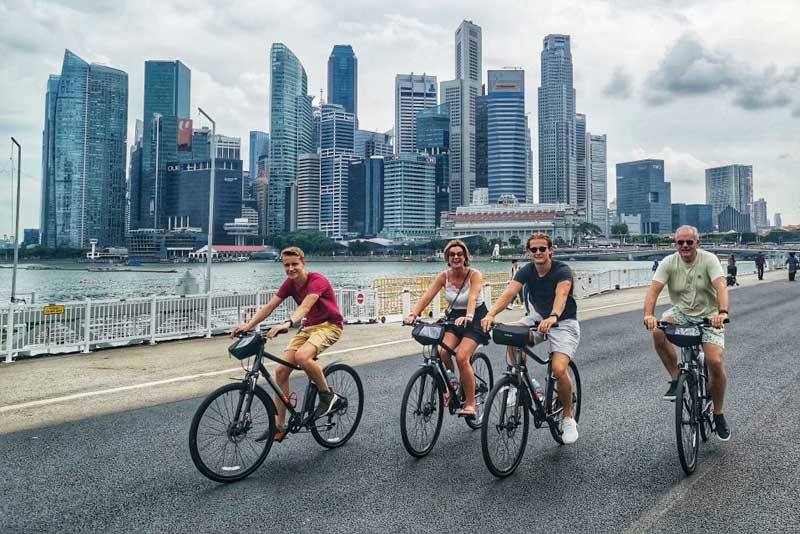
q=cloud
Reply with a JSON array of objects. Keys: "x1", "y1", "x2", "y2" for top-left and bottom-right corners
[
  {"x1": 643, "y1": 33, "x2": 800, "y2": 111},
  {"x1": 602, "y1": 67, "x2": 633, "y2": 99}
]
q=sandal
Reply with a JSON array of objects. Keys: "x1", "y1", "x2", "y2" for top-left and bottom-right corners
[
  {"x1": 456, "y1": 407, "x2": 477, "y2": 418},
  {"x1": 273, "y1": 425, "x2": 289, "y2": 442}
]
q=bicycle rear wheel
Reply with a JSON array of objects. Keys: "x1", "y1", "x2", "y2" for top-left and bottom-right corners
[
  {"x1": 481, "y1": 375, "x2": 529, "y2": 478},
  {"x1": 189, "y1": 382, "x2": 276, "y2": 483},
  {"x1": 544, "y1": 359, "x2": 581, "y2": 444},
  {"x1": 675, "y1": 373, "x2": 699, "y2": 475},
  {"x1": 465, "y1": 352, "x2": 494, "y2": 430},
  {"x1": 311, "y1": 363, "x2": 364, "y2": 448},
  {"x1": 400, "y1": 366, "x2": 444, "y2": 457}
]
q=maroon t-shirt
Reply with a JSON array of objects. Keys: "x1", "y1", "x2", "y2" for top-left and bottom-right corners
[{"x1": 276, "y1": 272, "x2": 344, "y2": 329}]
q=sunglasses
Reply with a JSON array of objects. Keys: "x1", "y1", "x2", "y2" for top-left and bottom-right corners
[
  {"x1": 448, "y1": 251, "x2": 464, "y2": 257},
  {"x1": 528, "y1": 246, "x2": 549, "y2": 253},
  {"x1": 676, "y1": 240, "x2": 695, "y2": 246}
]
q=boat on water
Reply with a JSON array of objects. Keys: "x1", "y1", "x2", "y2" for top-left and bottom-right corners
[
  {"x1": 399, "y1": 256, "x2": 415, "y2": 262},
  {"x1": 424, "y1": 255, "x2": 438, "y2": 262}
]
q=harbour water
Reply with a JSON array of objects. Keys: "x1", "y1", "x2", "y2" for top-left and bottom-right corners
[{"x1": 0, "y1": 259, "x2": 653, "y2": 303}]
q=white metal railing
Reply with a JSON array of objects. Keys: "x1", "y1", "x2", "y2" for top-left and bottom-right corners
[{"x1": 0, "y1": 288, "x2": 377, "y2": 361}]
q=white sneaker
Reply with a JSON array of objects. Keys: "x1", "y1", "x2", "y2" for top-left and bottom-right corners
[{"x1": 561, "y1": 416, "x2": 579, "y2": 444}]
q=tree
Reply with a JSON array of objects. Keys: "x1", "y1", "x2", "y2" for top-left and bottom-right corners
[
  {"x1": 508, "y1": 236, "x2": 521, "y2": 249},
  {"x1": 611, "y1": 223, "x2": 629, "y2": 236},
  {"x1": 578, "y1": 222, "x2": 603, "y2": 236}
]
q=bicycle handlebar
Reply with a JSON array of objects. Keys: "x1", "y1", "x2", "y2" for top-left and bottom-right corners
[{"x1": 656, "y1": 318, "x2": 730, "y2": 329}]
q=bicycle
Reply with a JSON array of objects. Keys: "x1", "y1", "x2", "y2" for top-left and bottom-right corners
[
  {"x1": 658, "y1": 318, "x2": 729, "y2": 475},
  {"x1": 399, "y1": 318, "x2": 494, "y2": 457},
  {"x1": 188, "y1": 329, "x2": 364, "y2": 483},
  {"x1": 480, "y1": 321, "x2": 581, "y2": 478}
]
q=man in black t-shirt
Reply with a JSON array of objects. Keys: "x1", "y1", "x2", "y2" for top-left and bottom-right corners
[{"x1": 482, "y1": 232, "x2": 581, "y2": 444}]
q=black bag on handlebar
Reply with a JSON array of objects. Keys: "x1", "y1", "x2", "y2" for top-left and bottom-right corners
[
  {"x1": 663, "y1": 324, "x2": 703, "y2": 348},
  {"x1": 412, "y1": 322, "x2": 445, "y2": 345},
  {"x1": 228, "y1": 333, "x2": 263, "y2": 359},
  {"x1": 491, "y1": 323, "x2": 531, "y2": 347}
]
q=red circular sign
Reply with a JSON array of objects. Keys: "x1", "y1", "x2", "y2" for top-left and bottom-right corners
[{"x1": 356, "y1": 292, "x2": 365, "y2": 305}]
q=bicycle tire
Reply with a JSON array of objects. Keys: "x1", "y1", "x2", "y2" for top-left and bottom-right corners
[
  {"x1": 400, "y1": 366, "x2": 444, "y2": 457},
  {"x1": 698, "y1": 360, "x2": 713, "y2": 442},
  {"x1": 189, "y1": 382, "x2": 276, "y2": 483},
  {"x1": 544, "y1": 359, "x2": 581, "y2": 444},
  {"x1": 481, "y1": 375, "x2": 529, "y2": 478},
  {"x1": 675, "y1": 373, "x2": 699, "y2": 475},
  {"x1": 311, "y1": 363, "x2": 365, "y2": 448},
  {"x1": 465, "y1": 352, "x2": 494, "y2": 430}
]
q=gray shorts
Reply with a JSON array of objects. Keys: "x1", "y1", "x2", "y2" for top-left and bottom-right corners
[{"x1": 518, "y1": 312, "x2": 580, "y2": 359}]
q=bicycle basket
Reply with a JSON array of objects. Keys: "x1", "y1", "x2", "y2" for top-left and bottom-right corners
[
  {"x1": 664, "y1": 324, "x2": 703, "y2": 348},
  {"x1": 412, "y1": 322, "x2": 445, "y2": 345},
  {"x1": 492, "y1": 323, "x2": 531, "y2": 347},
  {"x1": 228, "y1": 333, "x2": 262, "y2": 360}
]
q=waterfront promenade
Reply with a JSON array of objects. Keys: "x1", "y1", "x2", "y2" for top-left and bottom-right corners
[{"x1": 1, "y1": 268, "x2": 798, "y2": 533}]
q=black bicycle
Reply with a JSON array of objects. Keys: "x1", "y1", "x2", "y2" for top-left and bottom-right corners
[
  {"x1": 658, "y1": 318, "x2": 728, "y2": 475},
  {"x1": 189, "y1": 330, "x2": 364, "y2": 482},
  {"x1": 480, "y1": 322, "x2": 581, "y2": 478},
  {"x1": 399, "y1": 319, "x2": 494, "y2": 457}
]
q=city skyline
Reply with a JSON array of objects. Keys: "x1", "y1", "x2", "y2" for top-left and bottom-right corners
[{"x1": 2, "y1": 1, "x2": 799, "y2": 236}]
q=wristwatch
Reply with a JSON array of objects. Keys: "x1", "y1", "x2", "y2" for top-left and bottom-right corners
[
  {"x1": 549, "y1": 312, "x2": 560, "y2": 320},
  {"x1": 718, "y1": 309, "x2": 728, "y2": 315}
]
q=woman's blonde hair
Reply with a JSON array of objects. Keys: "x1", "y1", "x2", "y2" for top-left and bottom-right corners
[{"x1": 443, "y1": 239, "x2": 471, "y2": 266}]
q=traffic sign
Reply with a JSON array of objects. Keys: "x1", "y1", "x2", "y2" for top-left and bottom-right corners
[
  {"x1": 43, "y1": 305, "x2": 65, "y2": 315},
  {"x1": 356, "y1": 292, "x2": 365, "y2": 305}
]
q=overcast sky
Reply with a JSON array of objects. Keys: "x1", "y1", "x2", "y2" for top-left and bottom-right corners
[{"x1": 1, "y1": 0, "x2": 799, "y2": 238}]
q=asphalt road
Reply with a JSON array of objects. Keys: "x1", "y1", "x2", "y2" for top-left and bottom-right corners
[{"x1": 1, "y1": 279, "x2": 799, "y2": 533}]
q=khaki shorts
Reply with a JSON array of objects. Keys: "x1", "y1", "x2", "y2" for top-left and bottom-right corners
[
  {"x1": 285, "y1": 322, "x2": 343, "y2": 356},
  {"x1": 661, "y1": 306, "x2": 725, "y2": 349}
]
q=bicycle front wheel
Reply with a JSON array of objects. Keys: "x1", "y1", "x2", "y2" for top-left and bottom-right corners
[
  {"x1": 675, "y1": 373, "x2": 699, "y2": 475},
  {"x1": 400, "y1": 366, "x2": 444, "y2": 457},
  {"x1": 189, "y1": 382, "x2": 276, "y2": 483},
  {"x1": 481, "y1": 375, "x2": 529, "y2": 478},
  {"x1": 311, "y1": 363, "x2": 365, "y2": 448},
  {"x1": 465, "y1": 352, "x2": 494, "y2": 430},
  {"x1": 544, "y1": 359, "x2": 581, "y2": 445}
]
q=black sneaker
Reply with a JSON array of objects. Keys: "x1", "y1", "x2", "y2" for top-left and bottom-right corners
[
  {"x1": 314, "y1": 391, "x2": 340, "y2": 419},
  {"x1": 663, "y1": 380, "x2": 678, "y2": 401},
  {"x1": 714, "y1": 414, "x2": 731, "y2": 441}
]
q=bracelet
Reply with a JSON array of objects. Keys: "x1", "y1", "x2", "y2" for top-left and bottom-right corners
[
  {"x1": 549, "y1": 312, "x2": 560, "y2": 320},
  {"x1": 718, "y1": 309, "x2": 728, "y2": 315},
  {"x1": 465, "y1": 314, "x2": 474, "y2": 320},
  {"x1": 285, "y1": 319, "x2": 295, "y2": 328}
]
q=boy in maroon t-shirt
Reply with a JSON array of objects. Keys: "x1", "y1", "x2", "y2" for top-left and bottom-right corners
[{"x1": 232, "y1": 247, "x2": 344, "y2": 441}]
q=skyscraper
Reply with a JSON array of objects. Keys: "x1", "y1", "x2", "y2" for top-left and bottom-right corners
[
  {"x1": 40, "y1": 75, "x2": 60, "y2": 248},
  {"x1": 394, "y1": 73, "x2": 438, "y2": 154},
  {"x1": 587, "y1": 133, "x2": 608, "y2": 234},
  {"x1": 705, "y1": 164, "x2": 754, "y2": 231},
  {"x1": 268, "y1": 43, "x2": 313, "y2": 234},
  {"x1": 441, "y1": 20, "x2": 482, "y2": 210},
  {"x1": 525, "y1": 116, "x2": 533, "y2": 203},
  {"x1": 382, "y1": 154, "x2": 436, "y2": 237},
  {"x1": 486, "y1": 69, "x2": 526, "y2": 204},
  {"x1": 41, "y1": 50, "x2": 128, "y2": 248},
  {"x1": 538, "y1": 34, "x2": 577, "y2": 205},
  {"x1": 774, "y1": 213, "x2": 782, "y2": 228},
  {"x1": 296, "y1": 153, "x2": 321, "y2": 232},
  {"x1": 135, "y1": 60, "x2": 191, "y2": 231},
  {"x1": 327, "y1": 45, "x2": 357, "y2": 125},
  {"x1": 318, "y1": 103, "x2": 356, "y2": 239},
  {"x1": 353, "y1": 129, "x2": 393, "y2": 160},
  {"x1": 348, "y1": 156, "x2": 384, "y2": 237},
  {"x1": 753, "y1": 198, "x2": 768, "y2": 230},
  {"x1": 475, "y1": 94, "x2": 488, "y2": 190},
  {"x1": 249, "y1": 131, "x2": 269, "y2": 176},
  {"x1": 575, "y1": 113, "x2": 587, "y2": 210},
  {"x1": 616, "y1": 159, "x2": 671, "y2": 234},
  {"x1": 417, "y1": 103, "x2": 450, "y2": 226}
]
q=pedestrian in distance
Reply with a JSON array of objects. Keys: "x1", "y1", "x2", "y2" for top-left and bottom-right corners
[
  {"x1": 652, "y1": 259, "x2": 660, "y2": 272},
  {"x1": 755, "y1": 252, "x2": 766, "y2": 281},
  {"x1": 507, "y1": 259, "x2": 523, "y2": 309},
  {"x1": 726, "y1": 255, "x2": 738, "y2": 287},
  {"x1": 787, "y1": 252, "x2": 799, "y2": 282}
]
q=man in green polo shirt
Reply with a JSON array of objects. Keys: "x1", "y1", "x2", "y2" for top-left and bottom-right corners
[{"x1": 643, "y1": 225, "x2": 732, "y2": 441}]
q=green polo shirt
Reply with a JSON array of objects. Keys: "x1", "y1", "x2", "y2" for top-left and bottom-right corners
[{"x1": 653, "y1": 249, "x2": 725, "y2": 318}]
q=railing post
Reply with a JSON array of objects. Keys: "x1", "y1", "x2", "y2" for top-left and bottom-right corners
[
  {"x1": 401, "y1": 288, "x2": 411, "y2": 318},
  {"x1": 483, "y1": 283, "x2": 492, "y2": 308},
  {"x1": 82, "y1": 298, "x2": 91, "y2": 353},
  {"x1": 432, "y1": 290, "x2": 441, "y2": 318},
  {"x1": 30, "y1": 291, "x2": 35, "y2": 305},
  {"x1": 206, "y1": 292, "x2": 213, "y2": 338},
  {"x1": 5, "y1": 304, "x2": 14, "y2": 363},
  {"x1": 149, "y1": 295, "x2": 158, "y2": 345}
]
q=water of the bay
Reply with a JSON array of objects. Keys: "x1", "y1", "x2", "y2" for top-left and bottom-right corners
[{"x1": 0, "y1": 259, "x2": 653, "y2": 303}]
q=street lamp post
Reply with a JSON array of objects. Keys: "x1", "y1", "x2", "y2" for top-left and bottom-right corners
[
  {"x1": 10, "y1": 137, "x2": 21, "y2": 303},
  {"x1": 198, "y1": 108, "x2": 215, "y2": 293}
]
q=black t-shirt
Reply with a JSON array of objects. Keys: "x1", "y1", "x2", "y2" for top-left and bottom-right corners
[{"x1": 513, "y1": 260, "x2": 577, "y2": 320}]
